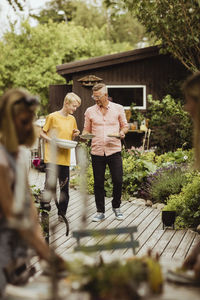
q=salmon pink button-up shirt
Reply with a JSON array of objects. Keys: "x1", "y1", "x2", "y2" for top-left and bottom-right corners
[{"x1": 83, "y1": 101, "x2": 128, "y2": 156}]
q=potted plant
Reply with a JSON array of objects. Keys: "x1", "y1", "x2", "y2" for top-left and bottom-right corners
[
  {"x1": 66, "y1": 253, "x2": 163, "y2": 299},
  {"x1": 129, "y1": 103, "x2": 144, "y2": 130},
  {"x1": 162, "y1": 209, "x2": 176, "y2": 229}
]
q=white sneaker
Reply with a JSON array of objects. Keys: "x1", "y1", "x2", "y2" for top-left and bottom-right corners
[
  {"x1": 92, "y1": 212, "x2": 105, "y2": 222},
  {"x1": 113, "y1": 208, "x2": 124, "y2": 220}
]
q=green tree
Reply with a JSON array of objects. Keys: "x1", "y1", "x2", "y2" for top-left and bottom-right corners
[
  {"x1": 104, "y1": 0, "x2": 200, "y2": 72},
  {"x1": 33, "y1": 0, "x2": 146, "y2": 47},
  {"x1": 30, "y1": 0, "x2": 78, "y2": 24},
  {"x1": 0, "y1": 20, "x2": 131, "y2": 114}
]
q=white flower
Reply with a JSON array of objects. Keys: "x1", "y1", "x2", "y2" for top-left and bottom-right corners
[{"x1": 183, "y1": 155, "x2": 188, "y2": 160}]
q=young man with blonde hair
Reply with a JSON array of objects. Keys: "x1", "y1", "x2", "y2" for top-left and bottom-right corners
[
  {"x1": 41, "y1": 92, "x2": 81, "y2": 221},
  {"x1": 83, "y1": 83, "x2": 129, "y2": 222}
]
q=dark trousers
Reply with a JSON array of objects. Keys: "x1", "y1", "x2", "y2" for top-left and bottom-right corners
[
  {"x1": 44, "y1": 164, "x2": 69, "y2": 215},
  {"x1": 91, "y1": 152, "x2": 123, "y2": 213}
]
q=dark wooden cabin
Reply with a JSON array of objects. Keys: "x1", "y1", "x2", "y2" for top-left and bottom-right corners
[{"x1": 50, "y1": 45, "x2": 189, "y2": 147}]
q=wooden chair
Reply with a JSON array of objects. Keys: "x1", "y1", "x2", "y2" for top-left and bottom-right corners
[{"x1": 72, "y1": 226, "x2": 139, "y2": 255}]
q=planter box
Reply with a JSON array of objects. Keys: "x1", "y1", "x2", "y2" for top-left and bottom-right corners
[{"x1": 162, "y1": 211, "x2": 176, "y2": 229}]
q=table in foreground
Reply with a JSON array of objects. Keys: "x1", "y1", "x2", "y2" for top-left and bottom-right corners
[{"x1": 5, "y1": 273, "x2": 200, "y2": 300}]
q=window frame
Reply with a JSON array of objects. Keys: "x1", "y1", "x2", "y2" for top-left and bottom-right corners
[{"x1": 106, "y1": 85, "x2": 147, "y2": 110}]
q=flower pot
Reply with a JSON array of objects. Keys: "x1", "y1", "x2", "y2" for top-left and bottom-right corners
[
  {"x1": 32, "y1": 157, "x2": 41, "y2": 167},
  {"x1": 162, "y1": 211, "x2": 176, "y2": 229},
  {"x1": 125, "y1": 109, "x2": 132, "y2": 122},
  {"x1": 128, "y1": 122, "x2": 138, "y2": 131}
]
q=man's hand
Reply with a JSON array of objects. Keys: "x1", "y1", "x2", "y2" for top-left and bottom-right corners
[{"x1": 119, "y1": 130, "x2": 125, "y2": 139}]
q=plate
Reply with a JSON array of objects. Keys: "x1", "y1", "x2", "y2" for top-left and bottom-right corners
[
  {"x1": 55, "y1": 138, "x2": 77, "y2": 149},
  {"x1": 107, "y1": 134, "x2": 120, "y2": 138},
  {"x1": 167, "y1": 269, "x2": 200, "y2": 286},
  {"x1": 80, "y1": 134, "x2": 95, "y2": 140}
]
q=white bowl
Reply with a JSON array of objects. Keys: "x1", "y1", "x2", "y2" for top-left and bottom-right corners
[
  {"x1": 34, "y1": 118, "x2": 46, "y2": 127},
  {"x1": 55, "y1": 138, "x2": 77, "y2": 149}
]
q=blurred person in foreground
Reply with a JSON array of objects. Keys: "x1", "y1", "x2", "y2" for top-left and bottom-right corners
[
  {"x1": 82, "y1": 83, "x2": 129, "y2": 222},
  {"x1": 182, "y1": 72, "x2": 200, "y2": 278},
  {"x1": 0, "y1": 88, "x2": 57, "y2": 297},
  {"x1": 40, "y1": 92, "x2": 81, "y2": 222}
]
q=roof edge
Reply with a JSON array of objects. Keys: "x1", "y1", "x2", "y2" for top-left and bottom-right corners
[{"x1": 56, "y1": 45, "x2": 160, "y2": 76}]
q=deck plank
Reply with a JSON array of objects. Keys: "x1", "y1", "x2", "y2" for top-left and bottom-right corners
[
  {"x1": 161, "y1": 230, "x2": 187, "y2": 258},
  {"x1": 173, "y1": 229, "x2": 196, "y2": 259}
]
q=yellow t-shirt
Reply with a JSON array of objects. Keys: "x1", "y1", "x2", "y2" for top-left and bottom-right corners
[{"x1": 43, "y1": 111, "x2": 78, "y2": 166}]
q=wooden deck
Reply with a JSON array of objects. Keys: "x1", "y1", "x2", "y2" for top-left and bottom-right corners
[{"x1": 29, "y1": 169, "x2": 200, "y2": 270}]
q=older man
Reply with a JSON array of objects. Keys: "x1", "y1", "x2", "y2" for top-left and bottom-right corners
[{"x1": 82, "y1": 83, "x2": 129, "y2": 222}]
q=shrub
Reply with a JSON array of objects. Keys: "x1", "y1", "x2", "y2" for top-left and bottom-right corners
[
  {"x1": 72, "y1": 147, "x2": 194, "y2": 206},
  {"x1": 87, "y1": 164, "x2": 95, "y2": 194},
  {"x1": 155, "y1": 148, "x2": 194, "y2": 167},
  {"x1": 122, "y1": 151, "x2": 156, "y2": 198},
  {"x1": 165, "y1": 173, "x2": 200, "y2": 229},
  {"x1": 85, "y1": 147, "x2": 157, "y2": 199},
  {"x1": 139, "y1": 164, "x2": 188, "y2": 203},
  {"x1": 145, "y1": 95, "x2": 193, "y2": 154}
]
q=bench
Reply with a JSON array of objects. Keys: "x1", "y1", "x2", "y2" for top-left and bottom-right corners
[{"x1": 72, "y1": 226, "x2": 139, "y2": 254}]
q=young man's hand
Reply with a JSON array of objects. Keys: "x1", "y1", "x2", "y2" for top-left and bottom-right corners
[{"x1": 72, "y1": 129, "x2": 80, "y2": 138}]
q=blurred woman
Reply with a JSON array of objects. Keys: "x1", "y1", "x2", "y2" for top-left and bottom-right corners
[
  {"x1": 182, "y1": 72, "x2": 200, "y2": 278},
  {"x1": 0, "y1": 88, "x2": 52, "y2": 297}
]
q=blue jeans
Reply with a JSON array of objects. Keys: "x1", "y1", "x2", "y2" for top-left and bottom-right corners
[
  {"x1": 91, "y1": 152, "x2": 123, "y2": 213},
  {"x1": 44, "y1": 164, "x2": 69, "y2": 215}
]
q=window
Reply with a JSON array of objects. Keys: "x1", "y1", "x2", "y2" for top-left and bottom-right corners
[{"x1": 107, "y1": 85, "x2": 146, "y2": 110}]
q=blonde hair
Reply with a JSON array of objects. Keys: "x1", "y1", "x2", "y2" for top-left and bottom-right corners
[
  {"x1": 0, "y1": 88, "x2": 38, "y2": 153},
  {"x1": 182, "y1": 72, "x2": 200, "y2": 169},
  {"x1": 64, "y1": 92, "x2": 81, "y2": 106}
]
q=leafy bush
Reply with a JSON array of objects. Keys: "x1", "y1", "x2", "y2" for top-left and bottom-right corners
[
  {"x1": 165, "y1": 173, "x2": 200, "y2": 229},
  {"x1": 145, "y1": 95, "x2": 193, "y2": 154},
  {"x1": 87, "y1": 163, "x2": 95, "y2": 194},
  {"x1": 139, "y1": 164, "x2": 188, "y2": 204},
  {"x1": 122, "y1": 149, "x2": 157, "y2": 199},
  {"x1": 155, "y1": 148, "x2": 194, "y2": 167},
  {"x1": 85, "y1": 147, "x2": 157, "y2": 199},
  {"x1": 72, "y1": 147, "x2": 194, "y2": 206},
  {"x1": 30, "y1": 184, "x2": 42, "y2": 209},
  {"x1": 138, "y1": 149, "x2": 193, "y2": 200}
]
